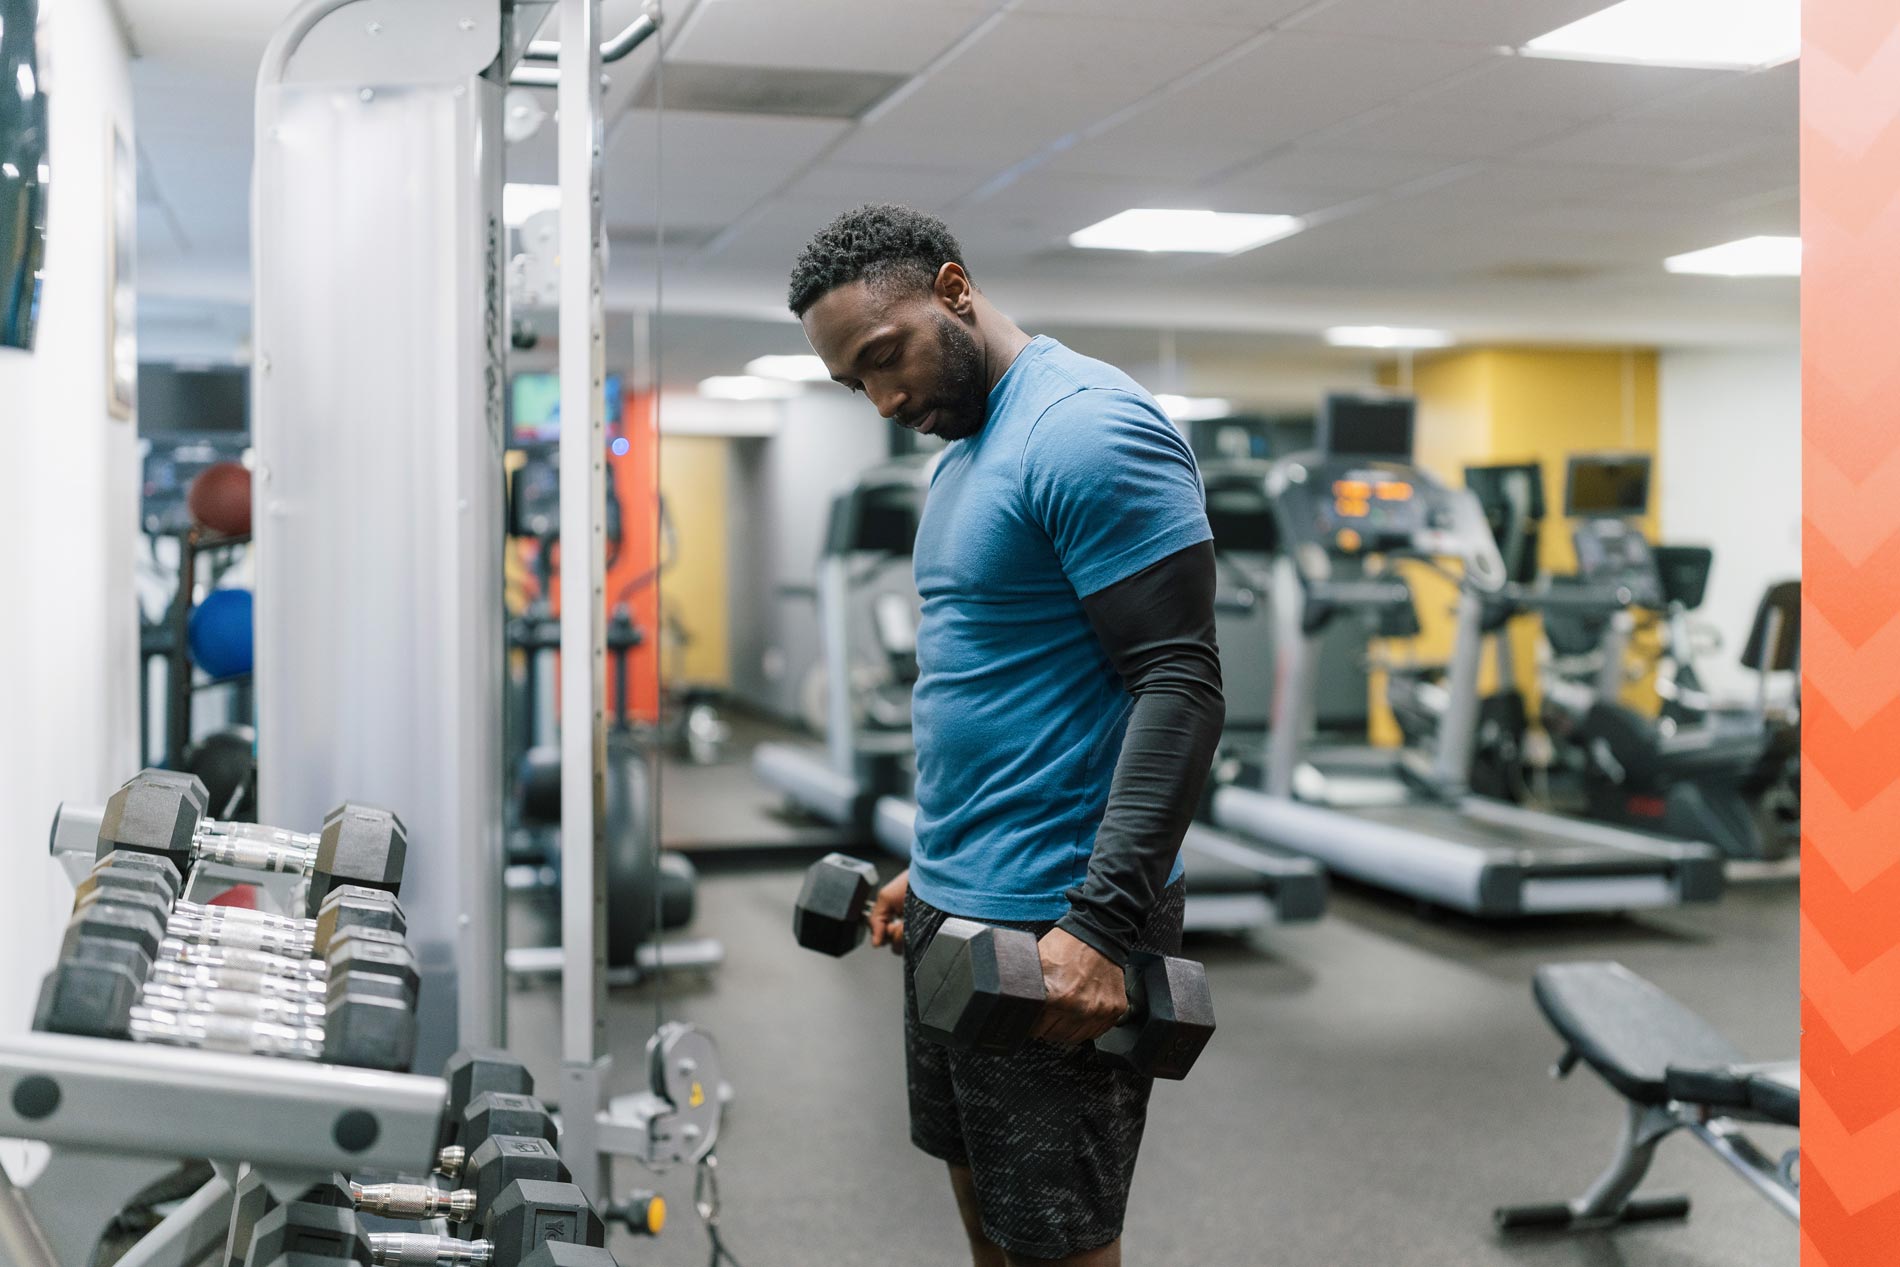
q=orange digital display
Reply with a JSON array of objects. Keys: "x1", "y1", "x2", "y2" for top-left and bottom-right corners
[
  {"x1": 1375, "y1": 481, "x2": 1412, "y2": 501},
  {"x1": 1335, "y1": 497, "x2": 1371, "y2": 518},
  {"x1": 1332, "y1": 479, "x2": 1371, "y2": 499}
]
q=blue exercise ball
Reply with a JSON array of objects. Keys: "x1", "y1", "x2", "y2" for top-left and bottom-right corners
[{"x1": 188, "y1": 587, "x2": 253, "y2": 679}]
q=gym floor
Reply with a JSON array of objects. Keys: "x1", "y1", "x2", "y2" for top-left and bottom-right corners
[{"x1": 501, "y1": 755, "x2": 1798, "y2": 1267}]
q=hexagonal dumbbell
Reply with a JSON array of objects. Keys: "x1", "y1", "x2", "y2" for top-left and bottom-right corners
[
  {"x1": 364, "y1": 1180, "x2": 604, "y2": 1266},
  {"x1": 792, "y1": 853, "x2": 882, "y2": 956},
  {"x1": 435, "y1": 1092, "x2": 559, "y2": 1183},
  {"x1": 913, "y1": 918, "x2": 1216, "y2": 1081},
  {"x1": 95, "y1": 769, "x2": 405, "y2": 916}
]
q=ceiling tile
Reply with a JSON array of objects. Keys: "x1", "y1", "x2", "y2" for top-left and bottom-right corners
[
  {"x1": 667, "y1": 0, "x2": 993, "y2": 75},
  {"x1": 781, "y1": 161, "x2": 991, "y2": 211},
  {"x1": 1217, "y1": 146, "x2": 1458, "y2": 195},
  {"x1": 1411, "y1": 55, "x2": 1725, "y2": 121},
  {"x1": 1519, "y1": 117, "x2": 1764, "y2": 169},
  {"x1": 1625, "y1": 62, "x2": 1799, "y2": 132},
  {"x1": 1016, "y1": 0, "x2": 1312, "y2": 26},
  {"x1": 604, "y1": 110, "x2": 850, "y2": 228},
  {"x1": 1323, "y1": 107, "x2": 1580, "y2": 162},
  {"x1": 1289, "y1": 0, "x2": 1616, "y2": 47},
  {"x1": 1045, "y1": 32, "x2": 1495, "y2": 182},
  {"x1": 829, "y1": 13, "x2": 1253, "y2": 171}
]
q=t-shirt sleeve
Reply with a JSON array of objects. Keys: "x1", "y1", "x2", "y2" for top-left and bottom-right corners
[{"x1": 1020, "y1": 388, "x2": 1212, "y2": 597}]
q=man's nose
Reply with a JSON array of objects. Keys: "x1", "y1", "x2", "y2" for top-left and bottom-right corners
[{"x1": 871, "y1": 385, "x2": 909, "y2": 421}]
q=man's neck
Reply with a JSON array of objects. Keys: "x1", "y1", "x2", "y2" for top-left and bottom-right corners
[{"x1": 974, "y1": 302, "x2": 1034, "y2": 393}]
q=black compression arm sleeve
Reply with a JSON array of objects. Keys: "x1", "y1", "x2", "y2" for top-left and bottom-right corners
[{"x1": 1055, "y1": 540, "x2": 1224, "y2": 964}]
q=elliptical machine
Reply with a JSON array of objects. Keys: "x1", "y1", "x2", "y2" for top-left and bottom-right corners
[{"x1": 1537, "y1": 455, "x2": 1784, "y2": 861}]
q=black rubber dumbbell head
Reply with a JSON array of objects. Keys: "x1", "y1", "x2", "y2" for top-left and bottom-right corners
[
  {"x1": 73, "y1": 885, "x2": 173, "y2": 932},
  {"x1": 313, "y1": 886, "x2": 406, "y2": 955},
  {"x1": 66, "y1": 900, "x2": 166, "y2": 964},
  {"x1": 322, "y1": 990, "x2": 418, "y2": 1072},
  {"x1": 96, "y1": 770, "x2": 207, "y2": 870},
  {"x1": 458, "y1": 1135, "x2": 569, "y2": 1234},
  {"x1": 463, "y1": 1093, "x2": 558, "y2": 1159},
  {"x1": 33, "y1": 958, "x2": 142, "y2": 1038},
  {"x1": 518, "y1": 1246, "x2": 620, "y2": 1267},
  {"x1": 224, "y1": 1169, "x2": 279, "y2": 1267},
  {"x1": 306, "y1": 806, "x2": 406, "y2": 915},
  {"x1": 913, "y1": 919, "x2": 1046, "y2": 1055},
  {"x1": 57, "y1": 932, "x2": 153, "y2": 983},
  {"x1": 244, "y1": 1201, "x2": 371, "y2": 1267},
  {"x1": 438, "y1": 1049, "x2": 535, "y2": 1153},
  {"x1": 325, "y1": 934, "x2": 421, "y2": 1007},
  {"x1": 482, "y1": 1180, "x2": 605, "y2": 1256},
  {"x1": 792, "y1": 853, "x2": 880, "y2": 957},
  {"x1": 1091, "y1": 952, "x2": 1216, "y2": 1081},
  {"x1": 80, "y1": 854, "x2": 183, "y2": 908}
]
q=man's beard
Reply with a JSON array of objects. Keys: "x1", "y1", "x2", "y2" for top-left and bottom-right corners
[{"x1": 918, "y1": 312, "x2": 988, "y2": 442}]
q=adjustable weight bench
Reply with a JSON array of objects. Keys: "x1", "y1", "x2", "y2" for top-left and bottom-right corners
[{"x1": 1495, "y1": 961, "x2": 1798, "y2": 1232}]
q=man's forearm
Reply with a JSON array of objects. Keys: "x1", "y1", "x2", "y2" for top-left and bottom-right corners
[{"x1": 1057, "y1": 542, "x2": 1224, "y2": 964}]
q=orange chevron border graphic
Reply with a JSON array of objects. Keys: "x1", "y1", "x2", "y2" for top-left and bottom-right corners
[{"x1": 1803, "y1": 1, "x2": 1900, "y2": 1260}]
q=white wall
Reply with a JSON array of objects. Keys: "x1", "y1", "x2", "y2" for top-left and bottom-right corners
[
  {"x1": 1658, "y1": 346, "x2": 1801, "y2": 698},
  {"x1": 0, "y1": 0, "x2": 139, "y2": 1037},
  {"x1": 726, "y1": 392, "x2": 895, "y2": 720}
]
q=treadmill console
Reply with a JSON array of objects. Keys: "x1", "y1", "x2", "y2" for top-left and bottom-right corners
[
  {"x1": 1570, "y1": 517, "x2": 1663, "y2": 609},
  {"x1": 1271, "y1": 458, "x2": 1470, "y2": 562}
]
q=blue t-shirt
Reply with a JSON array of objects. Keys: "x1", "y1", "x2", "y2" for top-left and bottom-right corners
[{"x1": 908, "y1": 335, "x2": 1211, "y2": 921}]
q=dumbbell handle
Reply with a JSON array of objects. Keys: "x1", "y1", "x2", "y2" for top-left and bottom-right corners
[
  {"x1": 164, "y1": 913, "x2": 313, "y2": 957},
  {"x1": 368, "y1": 1234, "x2": 493, "y2": 1266},
  {"x1": 128, "y1": 1004, "x2": 324, "y2": 1059},
  {"x1": 351, "y1": 1181, "x2": 476, "y2": 1221},
  {"x1": 150, "y1": 959, "x2": 325, "y2": 999},
  {"x1": 139, "y1": 981, "x2": 327, "y2": 1026},
  {"x1": 169, "y1": 898, "x2": 311, "y2": 933},
  {"x1": 157, "y1": 937, "x2": 323, "y2": 980},
  {"x1": 191, "y1": 819, "x2": 318, "y2": 876}
]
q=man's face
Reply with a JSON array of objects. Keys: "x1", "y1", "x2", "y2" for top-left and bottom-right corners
[{"x1": 802, "y1": 275, "x2": 988, "y2": 441}]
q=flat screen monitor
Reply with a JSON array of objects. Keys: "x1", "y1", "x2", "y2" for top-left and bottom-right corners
[
  {"x1": 1318, "y1": 393, "x2": 1414, "y2": 462},
  {"x1": 137, "y1": 364, "x2": 249, "y2": 435},
  {"x1": 511, "y1": 371, "x2": 623, "y2": 443},
  {"x1": 1564, "y1": 454, "x2": 1650, "y2": 518}
]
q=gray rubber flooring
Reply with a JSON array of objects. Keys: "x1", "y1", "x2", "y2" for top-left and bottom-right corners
[{"x1": 502, "y1": 832, "x2": 1797, "y2": 1267}]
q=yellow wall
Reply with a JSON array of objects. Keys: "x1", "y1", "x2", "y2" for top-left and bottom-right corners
[
  {"x1": 656, "y1": 436, "x2": 732, "y2": 688},
  {"x1": 1368, "y1": 348, "x2": 1660, "y2": 744}
]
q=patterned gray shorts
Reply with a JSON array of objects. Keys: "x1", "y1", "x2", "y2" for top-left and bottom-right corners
[{"x1": 903, "y1": 880, "x2": 1187, "y2": 1260}]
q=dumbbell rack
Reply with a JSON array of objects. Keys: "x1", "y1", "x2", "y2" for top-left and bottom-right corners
[
  {"x1": 0, "y1": 1033, "x2": 447, "y2": 1267},
  {"x1": 0, "y1": 801, "x2": 430, "y2": 1265}
]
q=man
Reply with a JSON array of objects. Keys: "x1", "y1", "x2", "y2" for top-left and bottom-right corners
[{"x1": 788, "y1": 204, "x2": 1224, "y2": 1266}]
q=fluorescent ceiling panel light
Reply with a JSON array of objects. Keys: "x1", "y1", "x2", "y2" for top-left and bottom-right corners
[
  {"x1": 1069, "y1": 209, "x2": 1303, "y2": 255},
  {"x1": 1522, "y1": 0, "x2": 1798, "y2": 70},
  {"x1": 1153, "y1": 394, "x2": 1235, "y2": 422},
  {"x1": 503, "y1": 183, "x2": 561, "y2": 226},
  {"x1": 698, "y1": 375, "x2": 800, "y2": 401},
  {"x1": 1663, "y1": 234, "x2": 1801, "y2": 276},
  {"x1": 744, "y1": 354, "x2": 832, "y2": 382},
  {"x1": 1324, "y1": 326, "x2": 1456, "y2": 349}
]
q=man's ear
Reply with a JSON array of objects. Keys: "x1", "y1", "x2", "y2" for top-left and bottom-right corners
[{"x1": 934, "y1": 262, "x2": 975, "y2": 318}]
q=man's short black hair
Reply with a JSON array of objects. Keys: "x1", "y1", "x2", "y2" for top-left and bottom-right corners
[{"x1": 787, "y1": 203, "x2": 967, "y2": 318}]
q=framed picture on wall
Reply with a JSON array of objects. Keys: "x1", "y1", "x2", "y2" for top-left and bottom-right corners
[{"x1": 106, "y1": 123, "x2": 135, "y2": 419}]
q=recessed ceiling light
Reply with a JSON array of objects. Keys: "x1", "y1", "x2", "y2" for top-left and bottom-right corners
[
  {"x1": 698, "y1": 375, "x2": 801, "y2": 401},
  {"x1": 1522, "y1": 0, "x2": 1798, "y2": 70},
  {"x1": 1070, "y1": 209, "x2": 1304, "y2": 255},
  {"x1": 745, "y1": 354, "x2": 831, "y2": 382},
  {"x1": 1663, "y1": 235, "x2": 1801, "y2": 276},
  {"x1": 1324, "y1": 326, "x2": 1456, "y2": 349},
  {"x1": 1154, "y1": 394, "x2": 1235, "y2": 422},
  {"x1": 503, "y1": 183, "x2": 561, "y2": 227}
]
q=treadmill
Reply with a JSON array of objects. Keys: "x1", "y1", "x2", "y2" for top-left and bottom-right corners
[
  {"x1": 752, "y1": 458, "x2": 931, "y2": 835},
  {"x1": 1210, "y1": 395, "x2": 1724, "y2": 916},
  {"x1": 755, "y1": 462, "x2": 1327, "y2": 932}
]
